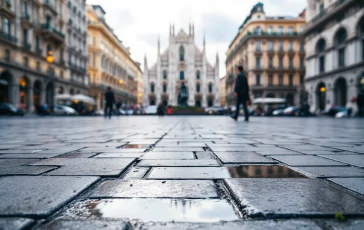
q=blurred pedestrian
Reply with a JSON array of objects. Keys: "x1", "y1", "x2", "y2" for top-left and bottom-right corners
[
  {"x1": 157, "y1": 102, "x2": 165, "y2": 117},
  {"x1": 231, "y1": 65, "x2": 250, "y2": 121},
  {"x1": 357, "y1": 92, "x2": 364, "y2": 117},
  {"x1": 167, "y1": 105, "x2": 173, "y2": 115},
  {"x1": 104, "y1": 87, "x2": 115, "y2": 119}
]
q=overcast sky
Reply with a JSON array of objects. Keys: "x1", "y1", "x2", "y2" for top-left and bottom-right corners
[{"x1": 86, "y1": 0, "x2": 306, "y2": 76}]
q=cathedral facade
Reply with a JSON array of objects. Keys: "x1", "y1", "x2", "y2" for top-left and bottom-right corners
[{"x1": 143, "y1": 25, "x2": 220, "y2": 107}]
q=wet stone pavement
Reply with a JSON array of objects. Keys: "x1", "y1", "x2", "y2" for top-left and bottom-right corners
[{"x1": 0, "y1": 117, "x2": 364, "y2": 230}]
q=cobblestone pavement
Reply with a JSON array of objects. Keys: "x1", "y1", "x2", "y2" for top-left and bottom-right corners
[{"x1": 0, "y1": 116, "x2": 364, "y2": 230}]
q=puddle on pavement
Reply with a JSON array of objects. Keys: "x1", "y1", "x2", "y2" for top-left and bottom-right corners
[
  {"x1": 123, "y1": 144, "x2": 151, "y2": 149},
  {"x1": 227, "y1": 165, "x2": 306, "y2": 178},
  {"x1": 61, "y1": 199, "x2": 238, "y2": 222}
]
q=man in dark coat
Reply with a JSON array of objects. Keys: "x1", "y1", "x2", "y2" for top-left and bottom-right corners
[
  {"x1": 104, "y1": 87, "x2": 115, "y2": 119},
  {"x1": 232, "y1": 65, "x2": 250, "y2": 121}
]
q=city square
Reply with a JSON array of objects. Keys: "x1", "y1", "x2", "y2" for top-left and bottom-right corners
[
  {"x1": 0, "y1": 116, "x2": 364, "y2": 229},
  {"x1": 1, "y1": 0, "x2": 364, "y2": 229}
]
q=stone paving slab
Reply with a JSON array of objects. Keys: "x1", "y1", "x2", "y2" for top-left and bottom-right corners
[
  {"x1": 329, "y1": 178, "x2": 364, "y2": 195},
  {"x1": 0, "y1": 159, "x2": 56, "y2": 175},
  {"x1": 319, "y1": 155, "x2": 364, "y2": 168},
  {"x1": 271, "y1": 155, "x2": 347, "y2": 166},
  {"x1": 60, "y1": 199, "x2": 238, "y2": 222},
  {"x1": 123, "y1": 167, "x2": 150, "y2": 179},
  {"x1": 0, "y1": 149, "x2": 43, "y2": 154},
  {"x1": 89, "y1": 180, "x2": 219, "y2": 198},
  {"x1": 0, "y1": 176, "x2": 99, "y2": 217},
  {"x1": 81, "y1": 148, "x2": 147, "y2": 153},
  {"x1": 138, "y1": 160, "x2": 219, "y2": 167},
  {"x1": 225, "y1": 178, "x2": 364, "y2": 217},
  {"x1": 256, "y1": 148, "x2": 303, "y2": 156},
  {"x1": 151, "y1": 147, "x2": 204, "y2": 152},
  {"x1": 335, "y1": 146, "x2": 364, "y2": 154},
  {"x1": 0, "y1": 218, "x2": 34, "y2": 230},
  {"x1": 0, "y1": 152, "x2": 71, "y2": 159},
  {"x1": 142, "y1": 152, "x2": 195, "y2": 160},
  {"x1": 148, "y1": 167, "x2": 230, "y2": 179},
  {"x1": 135, "y1": 220, "x2": 322, "y2": 230},
  {"x1": 29, "y1": 158, "x2": 136, "y2": 176},
  {"x1": 318, "y1": 219, "x2": 364, "y2": 230},
  {"x1": 280, "y1": 145, "x2": 338, "y2": 151},
  {"x1": 214, "y1": 152, "x2": 277, "y2": 164},
  {"x1": 35, "y1": 220, "x2": 128, "y2": 230},
  {"x1": 95, "y1": 153, "x2": 145, "y2": 158},
  {"x1": 195, "y1": 152, "x2": 215, "y2": 159},
  {"x1": 295, "y1": 166, "x2": 364, "y2": 178},
  {"x1": 297, "y1": 150, "x2": 359, "y2": 155}
]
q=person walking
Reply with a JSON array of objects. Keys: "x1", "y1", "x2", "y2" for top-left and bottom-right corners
[
  {"x1": 167, "y1": 105, "x2": 173, "y2": 115},
  {"x1": 104, "y1": 87, "x2": 115, "y2": 119},
  {"x1": 357, "y1": 92, "x2": 364, "y2": 117},
  {"x1": 232, "y1": 65, "x2": 250, "y2": 121},
  {"x1": 157, "y1": 102, "x2": 165, "y2": 117}
]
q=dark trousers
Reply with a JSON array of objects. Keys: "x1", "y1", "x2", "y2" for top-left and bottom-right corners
[
  {"x1": 104, "y1": 104, "x2": 113, "y2": 118},
  {"x1": 235, "y1": 98, "x2": 249, "y2": 120}
]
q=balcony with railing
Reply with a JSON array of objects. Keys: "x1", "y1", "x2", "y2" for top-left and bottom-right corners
[
  {"x1": 41, "y1": 24, "x2": 65, "y2": 43},
  {"x1": 0, "y1": 31, "x2": 17, "y2": 44},
  {"x1": 227, "y1": 31, "x2": 304, "y2": 62},
  {"x1": 23, "y1": 42, "x2": 31, "y2": 51},
  {"x1": 43, "y1": 0, "x2": 57, "y2": 15},
  {"x1": 0, "y1": 0, "x2": 15, "y2": 18}
]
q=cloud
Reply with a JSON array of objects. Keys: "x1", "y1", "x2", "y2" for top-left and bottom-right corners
[{"x1": 200, "y1": 13, "x2": 239, "y2": 43}]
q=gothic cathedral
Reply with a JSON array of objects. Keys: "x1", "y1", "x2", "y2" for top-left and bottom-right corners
[{"x1": 143, "y1": 24, "x2": 220, "y2": 107}]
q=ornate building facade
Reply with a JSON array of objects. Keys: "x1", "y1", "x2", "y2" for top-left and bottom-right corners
[
  {"x1": 225, "y1": 3, "x2": 306, "y2": 107},
  {"x1": 143, "y1": 25, "x2": 220, "y2": 107},
  {"x1": 304, "y1": 0, "x2": 364, "y2": 113},
  {"x1": 87, "y1": 5, "x2": 140, "y2": 110},
  {"x1": 0, "y1": 0, "x2": 88, "y2": 113}
]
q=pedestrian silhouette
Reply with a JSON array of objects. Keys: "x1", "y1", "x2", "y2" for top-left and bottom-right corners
[
  {"x1": 232, "y1": 65, "x2": 250, "y2": 121},
  {"x1": 104, "y1": 87, "x2": 115, "y2": 119}
]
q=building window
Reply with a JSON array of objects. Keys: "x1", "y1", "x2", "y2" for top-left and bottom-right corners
[
  {"x1": 4, "y1": 18, "x2": 10, "y2": 35},
  {"x1": 279, "y1": 75, "x2": 283, "y2": 85},
  {"x1": 196, "y1": 84, "x2": 200, "y2": 93},
  {"x1": 268, "y1": 26, "x2": 273, "y2": 34},
  {"x1": 256, "y1": 40, "x2": 261, "y2": 51},
  {"x1": 208, "y1": 84, "x2": 213, "y2": 93},
  {"x1": 278, "y1": 26, "x2": 283, "y2": 34},
  {"x1": 256, "y1": 74, "x2": 261, "y2": 86},
  {"x1": 23, "y1": 57, "x2": 29, "y2": 67},
  {"x1": 23, "y1": 1, "x2": 28, "y2": 17},
  {"x1": 163, "y1": 84, "x2": 167, "y2": 93},
  {"x1": 179, "y1": 46, "x2": 185, "y2": 61},
  {"x1": 60, "y1": 70, "x2": 64, "y2": 79},
  {"x1": 300, "y1": 41, "x2": 304, "y2": 51},
  {"x1": 279, "y1": 41, "x2": 283, "y2": 51},
  {"x1": 180, "y1": 71, "x2": 184, "y2": 80},
  {"x1": 300, "y1": 56, "x2": 304, "y2": 68},
  {"x1": 151, "y1": 84, "x2": 155, "y2": 93},
  {"x1": 269, "y1": 57, "x2": 273, "y2": 68},
  {"x1": 256, "y1": 26, "x2": 262, "y2": 35},
  {"x1": 316, "y1": 39, "x2": 326, "y2": 73},
  {"x1": 279, "y1": 57, "x2": 283, "y2": 68},
  {"x1": 289, "y1": 75, "x2": 293, "y2": 86},
  {"x1": 256, "y1": 56, "x2": 261, "y2": 68},
  {"x1": 23, "y1": 29, "x2": 28, "y2": 47},
  {"x1": 268, "y1": 75, "x2": 273, "y2": 86},
  {"x1": 93, "y1": 37, "x2": 96, "y2": 46},
  {"x1": 300, "y1": 75, "x2": 304, "y2": 85},
  {"x1": 289, "y1": 41, "x2": 293, "y2": 51},
  {"x1": 36, "y1": 61, "x2": 40, "y2": 71},
  {"x1": 319, "y1": 3, "x2": 324, "y2": 14},
  {"x1": 335, "y1": 28, "x2": 347, "y2": 68},
  {"x1": 268, "y1": 41, "x2": 273, "y2": 51},
  {"x1": 288, "y1": 26, "x2": 294, "y2": 35},
  {"x1": 196, "y1": 70, "x2": 200, "y2": 79},
  {"x1": 163, "y1": 70, "x2": 167, "y2": 79},
  {"x1": 35, "y1": 36, "x2": 40, "y2": 50},
  {"x1": 289, "y1": 57, "x2": 294, "y2": 68}
]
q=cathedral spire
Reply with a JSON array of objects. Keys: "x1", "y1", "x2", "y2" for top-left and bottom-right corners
[
  {"x1": 189, "y1": 23, "x2": 191, "y2": 35},
  {"x1": 203, "y1": 33, "x2": 206, "y2": 52},
  {"x1": 173, "y1": 24, "x2": 175, "y2": 36},
  {"x1": 144, "y1": 53, "x2": 148, "y2": 70},
  {"x1": 170, "y1": 24, "x2": 172, "y2": 36},
  {"x1": 158, "y1": 36, "x2": 160, "y2": 55},
  {"x1": 192, "y1": 23, "x2": 194, "y2": 35}
]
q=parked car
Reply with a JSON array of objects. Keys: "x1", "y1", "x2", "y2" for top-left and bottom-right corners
[
  {"x1": 53, "y1": 105, "x2": 77, "y2": 116},
  {"x1": 205, "y1": 107, "x2": 225, "y2": 115},
  {"x1": 325, "y1": 106, "x2": 346, "y2": 117},
  {"x1": 145, "y1": 106, "x2": 157, "y2": 115},
  {"x1": 272, "y1": 108, "x2": 286, "y2": 116},
  {"x1": 0, "y1": 103, "x2": 24, "y2": 116},
  {"x1": 283, "y1": 106, "x2": 300, "y2": 116}
]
